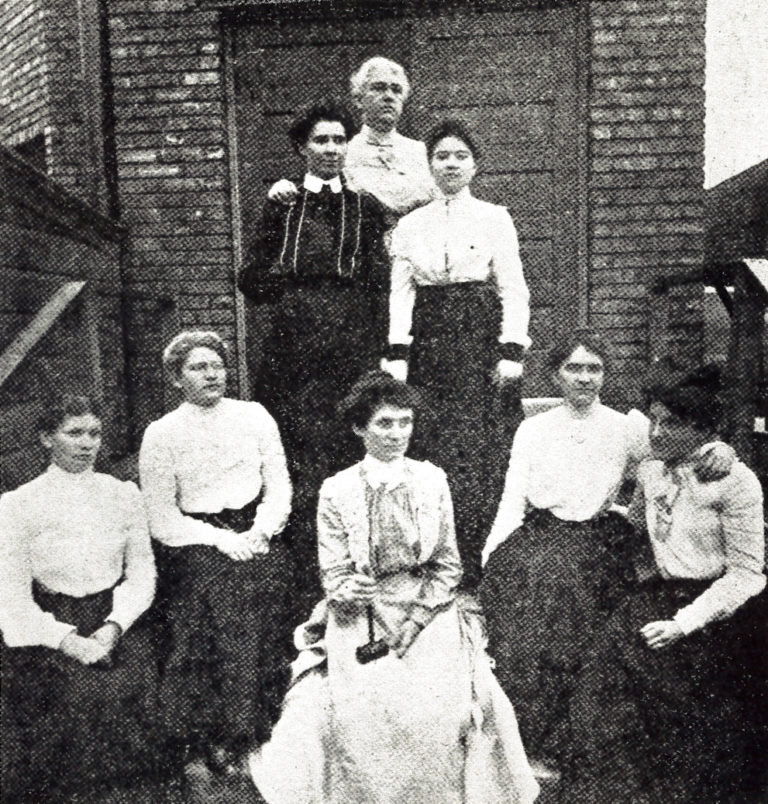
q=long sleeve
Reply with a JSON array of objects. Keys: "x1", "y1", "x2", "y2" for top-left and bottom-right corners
[
  {"x1": 673, "y1": 470, "x2": 766, "y2": 635},
  {"x1": 108, "y1": 482, "x2": 156, "y2": 633},
  {"x1": 0, "y1": 492, "x2": 76, "y2": 649},
  {"x1": 483, "y1": 421, "x2": 532, "y2": 559},
  {"x1": 358, "y1": 193, "x2": 391, "y2": 351},
  {"x1": 138, "y1": 423, "x2": 226, "y2": 548},
  {"x1": 251, "y1": 413, "x2": 292, "y2": 539},
  {"x1": 491, "y1": 209, "x2": 531, "y2": 349},
  {"x1": 409, "y1": 472, "x2": 462, "y2": 627},
  {"x1": 317, "y1": 485, "x2": 357, "y2": 599},
  {"x1": 388, "y1": 245, "x2": 417, "y2": 346},
  {"x1": 238, "y1": 199, "x2": 289, "y2": 302}
]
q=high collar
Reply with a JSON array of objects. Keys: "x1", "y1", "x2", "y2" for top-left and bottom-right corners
[
  {"x1": 303, "y1": 173, "x2": 343, "y2": 194},
  {"x1": 436, "y1": 186, "x2": 472, "y2": 204},
  {"x1": 563, "y1": 397, "x2": 601, "y2": 420},
  {"x1": 360, "y1": 124, "x2": 397, "y2": 147},
  {"x1": 362, "y1": 454, "x2": 407, "y2": 490},
  {"x1": 179, "y1": 398, "x2": 227, "y2": 418},
  {"x1": 46, "y1": 462, "x2": 95, "y2": 484}
]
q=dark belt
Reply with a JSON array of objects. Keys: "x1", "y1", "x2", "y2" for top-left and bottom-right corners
[{"x1": 185, "y1": 495, "x2": 261, "y2": 534}]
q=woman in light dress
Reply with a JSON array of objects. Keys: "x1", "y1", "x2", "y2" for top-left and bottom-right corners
[{"x1": 250, "y1": 371, "x2": 539, "y2": 804}]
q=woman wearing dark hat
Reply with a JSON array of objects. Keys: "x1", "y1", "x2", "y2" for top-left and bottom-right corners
[
  {"x1": 562, "y1": 362, "x2": 765, "y2": 803},
  {"x1": 383, "y1": 119, "x2": 530, "y2": 588},
  {"x1": 239, "y1": 99, "x2": 388, "y2": 603}
]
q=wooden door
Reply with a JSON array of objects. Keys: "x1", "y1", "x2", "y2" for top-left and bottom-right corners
[{"x1": 231, "y1": 1, "x2": 586, "y2": 396}]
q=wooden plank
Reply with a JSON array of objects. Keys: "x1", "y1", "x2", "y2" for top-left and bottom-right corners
[{"x1": 0, "y1": 282, "x2": 87, "y2": 388}]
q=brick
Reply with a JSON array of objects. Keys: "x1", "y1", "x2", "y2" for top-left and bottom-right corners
[
  {"x1": 593, "y1": 221, "x2": 703, "y2": 238},
  {"x1": 592, "y1": 56, "x2": 702, "y2": 74},
  {"x1": 592, "y1": 153, "x2": 702, "y2": 173},
  {"x1": 590, "y1": 169, "x2": 703, "y2": 190},
  {"x1": 591, "y1": 235, "x2": 703, "y2": 255}
]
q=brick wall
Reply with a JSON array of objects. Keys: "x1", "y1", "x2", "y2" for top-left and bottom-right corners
[
  {"x1": 107, "y1": 0, "x2": 239, "y2": 398},
  {"x1": 588, "y1": 0, "x2": 706, "y2": 407},
  {"x1": 1, "y1": 0, "x2": 50, "y2": 154}
]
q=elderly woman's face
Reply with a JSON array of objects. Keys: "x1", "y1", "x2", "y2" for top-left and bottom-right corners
[
  {"x1": 648, "y1": 402, "x2": 706, "y2": 465},
  {"x1": 41, "y1": 414, "x2": 102, "y2": 474},
  {"x1": 176, "y1": 346, "x2": 226, "y2": 407},
  {"x1": 430, "y1": 135, "x2": 476, "y2": 196},
  {"x1": 555, "y1": 345, "x2": 604, "y2": 410},
  {"x1": 353, "y1": 404, "x2": 413, "y2": 463},
  {"x1": 299, "y1": 120, "x2": 347, "y2": 180}
]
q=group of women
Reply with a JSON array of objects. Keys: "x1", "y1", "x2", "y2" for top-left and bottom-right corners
[{"x1": 1, "y1": 74, "x2": 766, "y2": 804}]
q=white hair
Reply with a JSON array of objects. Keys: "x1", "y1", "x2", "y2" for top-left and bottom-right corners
[
  {"x1": 162, "y1": 330, "x2": 228, "y2": 378},
  {"x1": 349, "y1": 57, "x2": 410, "y2": 101}
]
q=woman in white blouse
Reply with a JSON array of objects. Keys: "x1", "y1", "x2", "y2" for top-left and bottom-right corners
[
  {"x1": 479, "y1": 332, "x2": 734, "y2": 766},
  {"x1": 562, "y1": 363, "x2": 765, "y2": 803},
  {"x1": 138, "y1": 330, "x2": 293, "y2": 775},
  {"x1": 383, "y1": 119, "x2": 531, "y2": 588},
  {"x1": 0, "y1": 394, "x2": 157, "y2": 801},
  {"x1": 249, "y1": 371, "x2": 539, "y2": 804}
]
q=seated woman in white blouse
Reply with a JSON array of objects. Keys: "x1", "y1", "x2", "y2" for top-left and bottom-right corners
[
  {"x1": 250, "y1": 371, "x2": 539, "y2": 804},
  {"x1": 0, "y1": 394, "x2": 157, "y2": 802},
  {"x1": 139, "y1": 330, "x2": 293, "y2": 775},
  {"x1": 479, "y1": 331, "x2": 734, "y2": 766},
  {"x1": 562, "y1": 363, "x2": 766, "y2": 803}
]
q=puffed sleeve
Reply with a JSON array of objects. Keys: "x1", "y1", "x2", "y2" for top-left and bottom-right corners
[
  {"x1": 673, "y1": 466, "x2": 766, "y2": 635},
  {"x1": 0, "y1": 491, "x2": 76, "y2": 649},
  {"x1": 138, "y1": 421, "x2": 226, "y2": 548},
  {"x1": 388, "y1": 218, "x2": 418, "y2": 348},
  {"x1": 317, "y1": 481, "x2": 356, "y2": 599},
  {"x1": 107, "y1": 481, "x2": 156, "y2": 633},
  {"x1": 409, "y1": 469, "x2": 462, "y2": 628},
  {"x1": 482, "y1": 418, "x2": 533, "y2": 561},
  {"x1": 251, "y1": 406, "x2": 292, "y2": 539},
  {"x1": 238, "y1": 199, "x2": 291, "y2": 302},
  {"x1": 491, "y1": 208, "x2": 531, "y2": 349}
]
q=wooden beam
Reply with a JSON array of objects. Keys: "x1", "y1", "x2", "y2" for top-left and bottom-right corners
[{"x1": 0, "y1": 281, "x2": 87, "y2": 387}]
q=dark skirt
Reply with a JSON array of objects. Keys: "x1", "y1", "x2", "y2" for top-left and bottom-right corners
[
  {"x1": 256, "y1": 282, "x2": 380, "y2": 598},
  {"x1": 478, "y1": 508, "x2": 637, "y2": 760},
  {"x1": 562, "y1": 579, "x2": 768, "y2": 803},
  {"x1": 1, "y1": 585, "x2": 159, "y2": 802},
  {"x1": 408, "y1": 282, "x2": 523, "y2": 588},
  {"x1": 154, "y1": 501, "x2": 294, "y2": 753}
]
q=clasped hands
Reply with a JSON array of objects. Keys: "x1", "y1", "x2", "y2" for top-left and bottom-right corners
[
  {"x1": 217, "y1": 527, "x2": 270, "y2": 561},
  {"x1": 60, "y1": 621, "x2": 122, "y2": 666},
  {"x1": 381, "y1": 358, "x2": 523, "y2": 384},
  {"x1": 336, "y1": 573, "x2": 422, "y2": 658}
]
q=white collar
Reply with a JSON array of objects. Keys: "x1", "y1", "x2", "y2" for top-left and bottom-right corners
[
  {"x1": 303, "y1": 173, "x2": 343, "y2": 194},
  {"x1": 437, "y1": 186, "x2": 472, "y2": 204},
  {"x1": 362, "y1": 454, "x2": 408, "y2": 490},
  {"x1": 563, "y1": 397, "x2": 601, "y2": 420},
  {"x1": 179, "y1": 398, "x2": 227, "y2": 418},
  {"x1": 46, "y1": 463, "x2": 95, "y2": 484},
  {"x1": 360, "y1": 124, "x2": 397, "y2": 147}
]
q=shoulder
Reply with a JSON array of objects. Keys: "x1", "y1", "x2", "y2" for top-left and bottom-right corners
[
  {"x1": 393, "y1": 132, "x2": 427, "y2": 156},
  {"x1": 93, "y1": 472, "x2": 142, "y2": 502},
  {"x1": 141, "y1": 408, "x2": 181, "y2": 441},
  {"x1": 519, "y1": 403, "x2": 566, "y2": 432},
  {"x1": 320, "y1": 463, "x2": 363, "y2": 496},
  {"x1": 394, "y1": 201, "x2": 436, "y2": 230},
  {"x1": 713, "y1": 460, "x2": 763, "y2": 506},
  {"x1": 405, "y1": 458, "x2": 447, "y2": 484},
  {"x1": 0, "y1": 474, "x2": 47, "y2": 509}
]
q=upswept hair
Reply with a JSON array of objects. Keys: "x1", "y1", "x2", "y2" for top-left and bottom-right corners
[
  {"x1": 162, "y1": 330, "x2": 228, "y2": 380},
  {"x1": 38, "y1": 393, "x2": 101, "y2": 435},
  {"x1": 349, "y1": 57, "x2": 410, "y2": 101},
  {"x1": 338, "y1": 370, "x2": 423, "y2": 429},
  {"x1": 287, "y1": 99, "x2": 356, "y2": 152},
  {"x1": 546, "y1": 329, "x2": 611, "y2": 373},
  {"x1": 643, "y1": 360, "x2": 723, "y2": 432},
  {"x1": 425, "y1": 119, "x2": 480, "y2": 161}
]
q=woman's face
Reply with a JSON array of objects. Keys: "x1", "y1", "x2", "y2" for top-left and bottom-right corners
[
  {"x1": 554, "y1": 345, "x2": 605, "y2": 410},
  {"x1": 41, "y1": 414, "x2": 102, "y2": 473},
  {"x1": 429, "y1": 135, "x2": 476, "y2": 196},
  {"x1": 354, "y1": 404, "x2": 413, "y2": 463},
  {"x1": 176, "y1": 346, "x2": 226, "y2": 407},
  {"x1": 648, "y1": 401, "x2": 708, "y2": 465},
  {"x1": 299, "y1": 119, "x2": 348, "y2": 181}
]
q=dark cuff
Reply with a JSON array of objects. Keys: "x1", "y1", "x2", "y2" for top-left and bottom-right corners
[
  {"x1": 386, "y1": 343, "x2": 410, "y2": 362},
  {"x1": 498, "y1": 342, "x2": 525, "y2": 362}
]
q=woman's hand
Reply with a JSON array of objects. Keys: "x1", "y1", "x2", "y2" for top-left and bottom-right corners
[
  {"x1": 90, "y1": 622, "x2": 122, "y2": 654},
  {"x1": 381, "y1": 358, "x2": 408, "y2": 382},
  {"x1": 640, "y1": 620, "x2": 684, "y2": 650},
  {"x1": 217, "y1": 531, "x2": 255, "y2": 561},
  {"x1": 247, "y1": 528, "x2": 271, "y2": 555},
  {"x1": 60, "y1": 632, "x2": 111, "y2": 665},
  {"x1": 335, "y1": 573, "x2": 378, "y2": 604},
  {"x1": 495, "y1": 359, "x2": 523, "y2": 384},
  {"x1": 390, "y1": 620, "x2": 422, "y2": 658},
  {"x1": 268, "y1": 179, "x2": 299, "y2": 205},
  {"x1": 693, "y1": 442, "x2": 735, "y2": 482}
]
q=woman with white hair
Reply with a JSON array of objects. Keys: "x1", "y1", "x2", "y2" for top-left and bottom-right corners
[{"x1": 139, "y1": 330, "x2": 293, "y2": 776}]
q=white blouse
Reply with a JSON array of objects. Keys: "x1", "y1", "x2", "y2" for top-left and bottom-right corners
[
  {"x1": 389, "y1": 188, "x2": 531, "y2": 348},
  {"x1": 484, "y1": 402, "x2": 650, "y2": 558},
  {"x1": 632, "y1": 458, "x2": 765, "y2": 634},
  {"x1": 0, "y1": 465, "x2": 156, "y2": 649},
  {"x1": 139, "y1": 398, "x2": 291, "y2": 548},
  {"x1": 345, "y1": 125, "x2": 436, "y2": 216}
]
